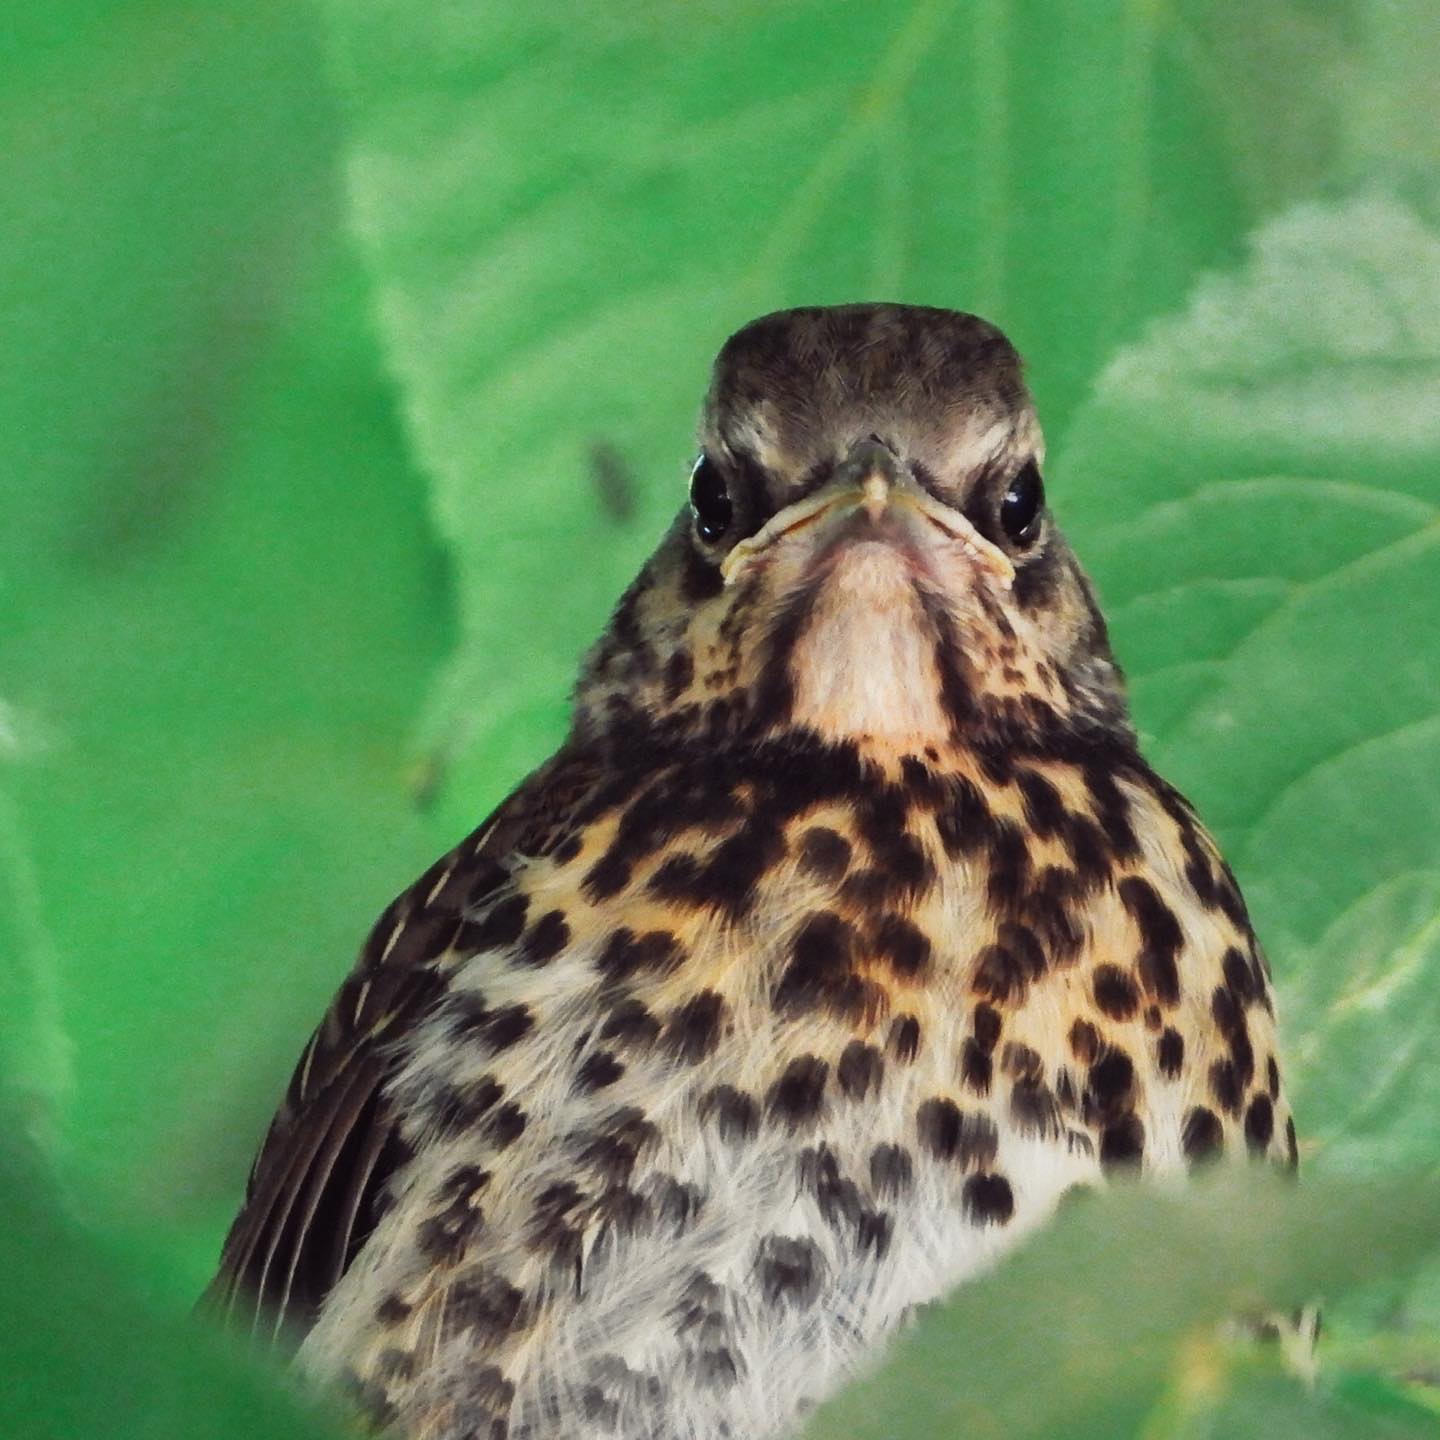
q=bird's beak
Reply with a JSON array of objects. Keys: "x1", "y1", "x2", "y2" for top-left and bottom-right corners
[{"x1": 720, "y1": 438, "x2": 1014, "y2": 589}]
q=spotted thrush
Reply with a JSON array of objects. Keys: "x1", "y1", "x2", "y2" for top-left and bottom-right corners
[{"x1": 210, "y1": 304, "x2": 1297, "y2": 1439}]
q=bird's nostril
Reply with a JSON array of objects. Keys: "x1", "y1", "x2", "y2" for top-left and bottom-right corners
[{"x1": 866, "y1": 432, "x2": 897, "y2": 455}]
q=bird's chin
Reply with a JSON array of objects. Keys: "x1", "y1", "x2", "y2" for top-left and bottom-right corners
[
  {"x1": 787, "y1": 535, "x2": 954, "y2": 747},
  {"x1": 815, "y1": 533, "x2": 926, "y2": 596}
]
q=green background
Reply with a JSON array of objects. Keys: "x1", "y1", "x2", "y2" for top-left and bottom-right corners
[{"x1": 3, "y1": 2, "x2": 1440, "y2": 1435}]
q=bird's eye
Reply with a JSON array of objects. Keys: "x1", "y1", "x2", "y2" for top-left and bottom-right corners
[
  {"x1": 690, "y1": 454, "x2": 733, "y2": 543},
  {"x1": 999, "y1": 461, "x2": 1044, "y2": 548}
]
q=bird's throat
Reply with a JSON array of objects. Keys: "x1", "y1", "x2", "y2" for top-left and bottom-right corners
[{"x1": 788, "y1": 542, "x2": 954, "y2": 746}]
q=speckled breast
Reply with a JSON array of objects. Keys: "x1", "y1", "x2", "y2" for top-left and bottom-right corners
[{"x1": 298, "y1": 731, "x2": 1292, "y2": 1440}]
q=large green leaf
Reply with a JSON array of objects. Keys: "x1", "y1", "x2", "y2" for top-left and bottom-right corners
[
  {"x1": 324, "y1": 0, "x2": 1354, "y2": 837},
  {"x1": 802, "y1": 1171, "x2": 1440, "y2": 1440},
  {"x1": 0, "y1": 1140, "x2": 345, "y2": 1440},
  {"x1": 0, "y1": 1, "x2": 452, "y2": 1265}
]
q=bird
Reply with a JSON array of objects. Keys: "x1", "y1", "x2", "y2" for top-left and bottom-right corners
[{"x1": 208, "y1": 303, "x2": 1298, "y2": 1440}]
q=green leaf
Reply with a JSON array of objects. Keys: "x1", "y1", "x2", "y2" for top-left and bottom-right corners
[
  {"x1": 801, "y1": 1171, "x2": 1440, "y2": 1440},
  {"x1": 0, "y1": 1141, "x2": 346, "y2": 1440},
  {"x1": 322, "y1": 0, "x2": 1356, "y2": 835},
  {"x1": 0, "y1": 2, "x2": 452, "y2": 1274}
]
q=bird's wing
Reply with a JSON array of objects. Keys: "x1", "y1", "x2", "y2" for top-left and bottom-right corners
[{"x1": 204, "y1": 750, "x2": 595, "y2": 1347}]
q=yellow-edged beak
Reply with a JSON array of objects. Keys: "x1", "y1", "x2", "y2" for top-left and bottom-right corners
[{"x1": 721, "y1": 439, "x2": 1015, "y2": 590}]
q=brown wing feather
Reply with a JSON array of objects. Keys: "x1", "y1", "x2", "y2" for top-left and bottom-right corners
[{"x1": 205, "y1": 751, "x2": 595, "y2": 1345}]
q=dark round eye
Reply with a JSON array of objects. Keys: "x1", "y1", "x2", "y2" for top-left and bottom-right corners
[
  {"x1": 999, "y1": 461, "x2": 1044, "y2": 548},
  {"x1": 689, "y1": 453, "x2": 733, "y2": 543}
]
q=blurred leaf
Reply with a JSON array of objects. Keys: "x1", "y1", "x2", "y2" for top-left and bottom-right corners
[
  {"x1": 0, "y1": 782, "x2": 70, "y2": 1150},
  {"x1": 0, "y1": 0, "x2": 453, "y2": 1272},
  {"x1": 801, "y1": 1171, "x2": 1440, "y2": 1440},
  {"x1": 0, "y1": 1139, "x2": 346, "y2": 1440},
  {"x1": 1145, "y1": 1364, "x2": 1440, "y2": 1440},
  {"x1": 322, "y1": 0, "x2": 1362, "y2": 836}
]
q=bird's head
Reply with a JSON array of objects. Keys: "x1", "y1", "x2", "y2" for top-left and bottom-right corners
[{"x1": 576, "y1": 304, "x2": 1130, "y2": 759}]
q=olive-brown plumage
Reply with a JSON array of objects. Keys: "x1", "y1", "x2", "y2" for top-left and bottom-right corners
[{"x1": 210, "y1": 304, "x2": 1297, "y2": 1440}]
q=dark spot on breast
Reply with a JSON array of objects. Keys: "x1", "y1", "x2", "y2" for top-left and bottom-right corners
[
  {"x1": 1068, "y1": 1019, "x2": 1100, "y2": 1064},
  {"x1": 595, "y1": 1185, "x2": 653, "y2": 1239},
  {"x1": 530, "y1": 1180, "x2": 586, "y2": 1265},
  {"x1": 472, "y1": 894, "x2": 529, "y2": 951},
  {"x1": 1222, "y1": 945, "x2": 1259, "y2": 1003},
  {"x1": 487, "y1": 1102, "x2": 527, "y2": 1149},
  {"x1": 887, "y1": 1014, "x2": 921, "y2": 1062},
  {"x1": 1060, "y1": 814, "x2": 1110, "y2": 885},
  {"x1": 1000, "y1": 1041, "x2": 1043, "y2": 1081},
  {"x1": 841, "y1": 834, "x2": 935, "y2": 908},
  {"x1": 972, "y1": 926, "x2": 1045, "y2": 1003},
  {"x1": 1100, "y1": 1114, "x2": 1145, "y2": 1167},
  {"x1": 767, "y1": 1056, "x2": 829, "y2": 1127},
  {"x1": 650, "y1": 817, "x2": 786, "y2": 917},
  {"x1": 869, "y1": 1143, "x2": 914, "y2": 1198},
  {"x1": 600, "y1": 998, "x2": 661, "y2": 1051},
  {"x1": 452, "y1": 1274, "x2": 527, "y2": 1343},
  {"x1": 999, "y1": 922, "x2": 1046, "y2": 982},
  {"x1": 960, "y1": 1040, "x2": 992, "y2": 1096},
  {"x1": 1244, "y1": 1094, "x2": 1275, "y2": 1153},
  {"x1": 583, "y1": 852, "x2": 632, "y2": 901},
  {"x1": 1285, "y1": 1116, "x2": 1299, "y2": 1169},
  {"x1": 1016, "y1": 769, "x2": 1067, "y2": 838},
  {"x1": 857, "y1": 1209, "x2": 893, "y2": 1258},
  {"x1": 429, "y1": 1077, "x2": 504, "y2": 1139},
  {"x1": 650, "y1": 1174, "x2": 703, "y2": 1232},
  {"x1": 837, "y1": 1040, "x2": 884, "y2": 1100},
  {"x1": 374, "y1": 1292, "x2": 412, "y2": 1326},
  {"x1": 1119, "y1": 876, "x2": 1183, "y2": 1006},
  {"x1": 699, "y1": 1084, "x2": 758, "y2": 1142},
  {"x1": 573, "y1": 1109, "x2": 658, "y2": 1181},
  {"x1": 417, "y1": 1201, "x2": 484, "y2": 1265},
  {"x1": 1182, "y1": 1106, "x2": 1224, "y2": 1163},
  {"x1": 900, "y1": 755, "x2": 948, "y2": 808},
  {"x1": 985, "y1": 820, "x2": 1032, "y2": 910},
  {"x1": 973, "y1": 1004, "x2": 1002, "y2": 1052},
  {"x1": 1083, "y1": 764, "x2": 1139, "y2": 860},
  {"x1": 1210, "y1": 1058, "x2": 1243, "y2": 1116},
  {"x1": 1092, "y1": 964, "x2": 1140, "y2": 1021},
  {"x1": 1010, "y1": 1078, "x2": 1061, "y2": 1138},
  {"x1": 936, "y1": 776, "x2": 995, "y2": 858},
  {"x1": 576, "y1": 1051, "x2": 625, "y2": 1092},
  {"x1": 475, "y1": 1002, "x2": 534, "y2": 1051},
  {"x1": 1267, "y1": 1056, "x2": 1281, "y2": 1099},
  {"x1": 520, "y1": 909, "x2": 570, "y2": 965},
  {"x1": 1085, "y1": 1048, "x2": 1135, "y2": 1123},
  {"x1": 773, "y1": 911, "x2": 874, "y2": 1022},
  {"x1": 596, "y1": 927, "x2": 684, "y2": 982},
  {"x1": 551, "y1": 832, "x2": 582, "y2": 865},
  {"x1": 872, "y1": 914, "x2": 932, "y2": 980},
  {"x1": 798, "y1": 827, "x2": 852, "y2": 882},
  {"x1": 916, "y1": 1099, "x2": 999, "y2": 1169},
  {"x1": 663, "y1": 990, "x2": 728, "y2": 1064},
  {"x1": 755, "y1": 1234, "x2": 823, "y2": 1307},
  {"x1": 1157, "y1": 1028, "x2": 1184, "y2": 1077},
  {"x1": 962, "y1": 1172, "x2": 1015, "y2": 1226},
  {"x1": 1022, "y1": 867, "x2": 1086, "y2": 962}
]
